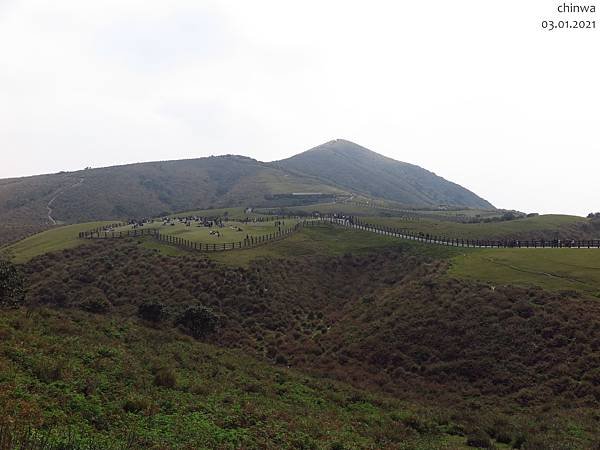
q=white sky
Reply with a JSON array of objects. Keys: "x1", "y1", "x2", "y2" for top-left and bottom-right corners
[{"x1": 1, "y1": 0, "x2": 598, "y2": 215}]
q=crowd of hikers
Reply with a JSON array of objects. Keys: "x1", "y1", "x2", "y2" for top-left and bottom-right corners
[{"x1": 118, "y1": 213, "x2": 291, "y2": 240}]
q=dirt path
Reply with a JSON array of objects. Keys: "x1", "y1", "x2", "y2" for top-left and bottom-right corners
[{"x1": 47, "y1": 177, "x2": 85, "y2": 225}]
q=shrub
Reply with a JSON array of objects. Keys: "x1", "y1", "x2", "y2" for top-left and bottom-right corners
[
  {"x1": 138, "y1": 302, "x2": 166, "y2": 323},
  {"x1": 0, "y1": 259, "x2": 25, "y2": 307},
  {"x1": 153, "y1": 368, "x2": 177, "y2": 388},
  {"x1": 330, "y1": 443, "x2": 346, "y2": 450},
  {"x1": 79, "y1": 287, "x2": 111, "y2": 313},
  {"x1": 176, "y1": 305, "x2": 220, "y2": 338},
  {"x1": 496, "y1": 431, "x2": 512, "y2": 444},
  {"x1": 522, "y1": 436, "x2": 552, "y2": 450},
  {"x1": 123, "y1": 396, "x2": 151, "y2": 413},
  {"x1": 466, "y1": 430, "x2": 492, "y2": 448},
  {"x1": 275, "y1": 354, "x2": 288, "y2": 365},
  {"x1": 33, "y1": 358, "x2": 66, "y2": 383},
  {"x1": 512, "y1": 433, "x2": 526, "y2": 448}
]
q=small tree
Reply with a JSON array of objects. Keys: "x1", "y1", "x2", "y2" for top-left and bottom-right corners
[
  {"x1": 0, "y1": 259, "x2": 25, "y2": 307},
  {"x1": 138, "y1": 302, "x2": 166, "y2": 323},
  {"x1": 176, "y1": 305, "x2": 220, "y2": 338}
]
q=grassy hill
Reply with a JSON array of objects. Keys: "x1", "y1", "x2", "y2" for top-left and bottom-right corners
[
  {"x1": 273, "y1": 140, "x2": 493, "y2": 209},
  {"x1": 0, "y1": 140, "x2": 498, "y2": 246},
  {"x1": 0, "y1": 173, "x2": 78, "y2": 246},
  {"x1": 0, "y1": 156, "x2": 345, "y2": 244},
  {"x1": 449, "y1": 248, "x2": 600, "y2": 296},
  {"x1": 1, "y1": 307, "x2": 475, "y2": 449},
  {"x1": 47, "y1": 156, "x2": 346, "y2": 223},
  {"x1": 9, "y1": 236, "x2": 599, "y2": 448},
  {"x1": 1, "y1": 221, "x2": 116, "y2": 263},
  {"x1": 364, "y1": 214, "x2": 600, "y2": 241}
]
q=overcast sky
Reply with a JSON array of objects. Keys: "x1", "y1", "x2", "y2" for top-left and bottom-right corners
[{"x1": 1, "y1": 0, "x2": 598, "y2": 215}]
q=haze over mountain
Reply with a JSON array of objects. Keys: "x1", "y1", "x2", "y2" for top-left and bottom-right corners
[
  {"x1": 274, "y1": 139, "x2": 494, "y2": 210},
  {"x1": 0, "y1": 139, "x2": 494, "y2": 244}
]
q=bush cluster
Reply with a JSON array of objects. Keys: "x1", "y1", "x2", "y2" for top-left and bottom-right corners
[{"x1": 21, "y1": 240, "x2": 600, "y2": 422}]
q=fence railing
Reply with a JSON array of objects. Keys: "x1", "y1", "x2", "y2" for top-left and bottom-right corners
[
  {"x1": 323, "y1": 217, "x2": 600, "y2": 249},
  {"x1": 79, "y1": 216, "x2": 599, "y2": 251},
  {"x1": 79, "y1": 219, "x2": 316, "y2": 252}
]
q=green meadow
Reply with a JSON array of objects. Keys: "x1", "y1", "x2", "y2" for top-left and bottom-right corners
[
  {"x1": 1, "y1": 221, "x2": 115, "y2": 263},
  {"x1": 364, "y1": 214, "x2": 590, "y2": 240},
  {"x1": 449, "y1": 247, "x2": 600, "y2": 296},
  {"x1": 115, "y1": 218, "x2": 302, "y2": 244},
  {"x1": 4, "y1": 210, "x2": 600, "y2": 298}
]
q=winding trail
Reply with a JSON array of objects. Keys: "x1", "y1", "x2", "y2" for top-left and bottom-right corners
[{"x1": 47, "y1": 177, "x2": 85, "y2": 225}]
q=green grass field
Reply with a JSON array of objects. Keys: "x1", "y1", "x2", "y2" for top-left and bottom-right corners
[
  {"x1": 116, "y1": 219, "x2": 301, "y2": 245},
  {"x1": 449, "y1": 248, "x2": 600, "y2": 296},
  {"x1": 207, "y1": 224, "x2": 464, "y2": 266},
  {"x1": 365, "y1": 214, "x2": 590, "y2": 240},
  {"x1": 261, "y1": 201, "x2": 503, "y2": 220},
  {"x1": 129, "y1": 224, "x2": 405, "y2": 266},
  {"x1": 1, "y1": 221, "x2": 115, "y2": 263},
  {"x1": 170, "y1": 207, "x2": 258, "y2": 218},
  {"x1": 4, "y1": 209, "x2": 599, "y2": 299}
]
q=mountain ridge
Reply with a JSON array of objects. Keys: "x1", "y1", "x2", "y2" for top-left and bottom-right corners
[{"x1": 0, "y1": 139, "x2": 494, "y2": 245}]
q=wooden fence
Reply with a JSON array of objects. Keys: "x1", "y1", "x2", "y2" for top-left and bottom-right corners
[
  {"x1": 79, "y1": 220, "x2": 314, "y2": 252},
  {"x1": 78, "y1": 216, "x2": 600, "y2": 251},
  {"x1": 323, "y1": 217, "x2": 600, "y2": 249}
]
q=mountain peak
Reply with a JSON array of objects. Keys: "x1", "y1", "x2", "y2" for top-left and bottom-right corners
[
  {"x1": 275, "y1": 141, "x2": 494, "y2": 209},
  {"x1": 309, "y1": 138, "x2": 366, "y2": 151}
]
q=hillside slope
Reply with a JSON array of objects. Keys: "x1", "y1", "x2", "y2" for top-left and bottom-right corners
[
  {"x1": 272, "y1": 139, "x2": 493, "y2": 209},
  {"x1": 0, "y1": 173, "x2": 79, "y2": 245},
  {"x1": 51, "y1": 156, "x2": 348, "y2": 222},
  {"x1": 0, "y1": 156, "x2": 344, "y2": 230},
  {"x1": 1, "y1": 307, "x2": 467, "y2": 449},
  {"x1": 0, "y1": 140, "x2": 495, "y2": 244},
  {"x1": 17, "y1": 238, "x2": 600, "y2": 448}
]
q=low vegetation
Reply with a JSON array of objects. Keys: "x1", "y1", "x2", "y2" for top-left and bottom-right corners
[
  {"x1": 0, "y1": 307, "x2": 473, "y2": 449},
  {"x1": 0, "y1": 259, "x2": 24, "y2": 306},
  {"x1": 1, "y1": 221, "x2": 115, "y2": 263},
  {"x1": 13, "y1": 238, "x2": 600, "y2": 447},
  {"x1": 3, "y1": 202, "x2": 600, "y2": 448},
  {"x1": 207, "y1": 224, "x2": 463, "y2": 266}
]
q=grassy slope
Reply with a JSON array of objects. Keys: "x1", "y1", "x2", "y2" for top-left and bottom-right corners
[
  {"x1": 0, "y1": 173, "x2": 76, "y2": 246},
  {"x1": 6, "y1": 215, "x2": 599, "y2": 299},
  {"x1": 118, "y1": 223, "x2": 600, "y2": 298},
  {"x1": 208, "y1": 224, "x2": 464, "y2": 266},
  {"x1": 449, "y1": 248, "x2": 600, "y2": 296},
  {"x1": 1, "y1": 222, "x2": 115, "y2": 263},
  {"x1": 170, "y1": 207, "x2": 257, "y2": 218},
  {"x1": 54, "y1": 158, "x2": 344, "y2": 221},
  {"x1": 116, "y1": 219, "x2": 301, "y2": 245},
  {"x1": 365, "y1": 214, "x2": 591, "y2": 240},
  {"x1": 264, "y1": 202, "x2": 501, "y2": 220},
  {"x1": 20, "y1": 239, "x2": 600, "y2": 448},
  {"x1": 0, "y1": 307, "x2": 470, "y2": 450},
  {"x1": 273, "y1": 139, "x2": 493, "y2": 208}
]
